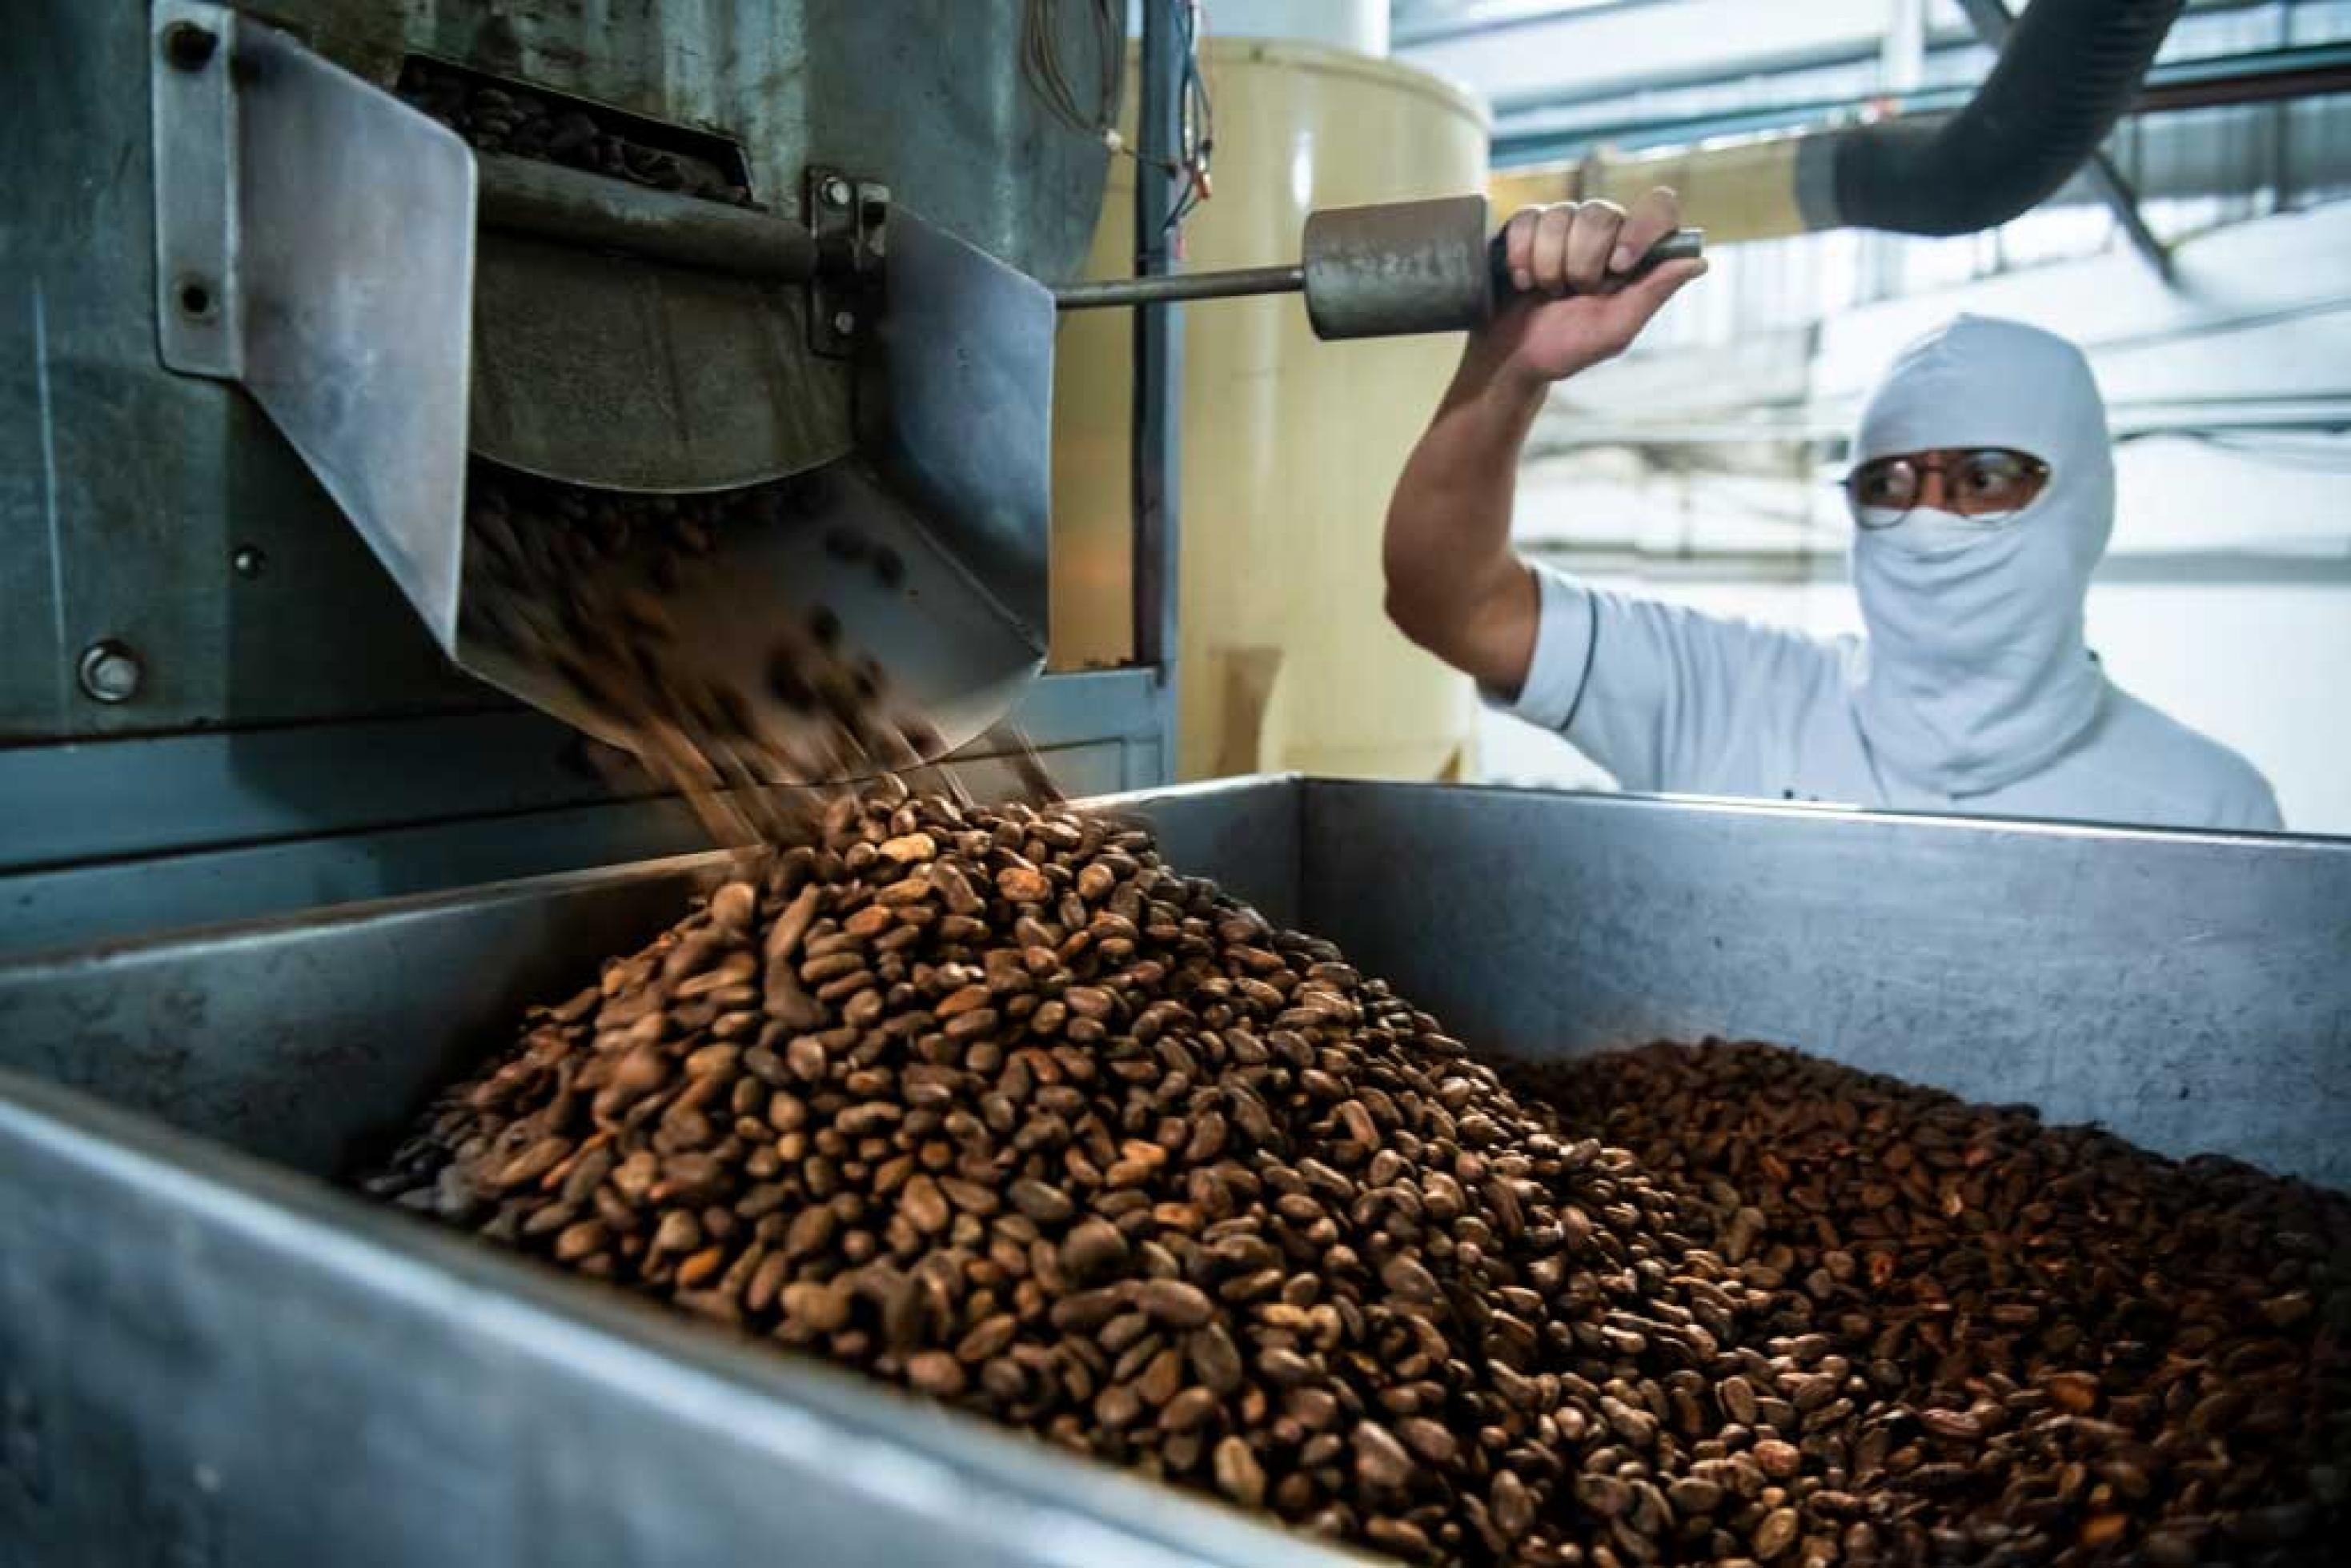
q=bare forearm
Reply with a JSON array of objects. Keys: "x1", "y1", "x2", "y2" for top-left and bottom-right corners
[
  {"x1": 1382, "y1": 347, "x2": 1547, "y2": 692},
  {"x1": 1381, "y1": 189, "x2": 1704, "y2": 696}
]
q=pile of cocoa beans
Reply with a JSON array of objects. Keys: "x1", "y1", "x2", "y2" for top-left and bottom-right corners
[
  {"x1": 1511, "y1": 1042, "x2": 2348, "y2": 1566},
  {"x1": 397, "y1": 60, "x2": 756, "y2": 207},
  {"x1": 363, "y1": 793, "x2": 2345, "y2": 1566}
]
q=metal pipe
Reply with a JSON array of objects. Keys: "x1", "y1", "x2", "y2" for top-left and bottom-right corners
[
  {"x1": 1494, "y1": 41, "x2": 2351, "y2": 170},
  {"x1": 1131, "y1": 2, "x2": 1184, "y2": 772},
  {"x1": 1815, "y1": 0, "x2": 2187, "y2": 235},
  {"x1": 475, "y1": 154, "x2": 818, "y2": 281},
  {"x1": 1057, "y1": 264, "x2": 1306, "y2": 310},
  {"x1": 1953, "y1": 0, "x2": 2171, "y2": 279},
  {"x1": 2138, "y1": 42, "x2": 2351, "y2": 110},
  {"x1": 1498, "y1": 0, "x2": 2193, "y2": 246}
]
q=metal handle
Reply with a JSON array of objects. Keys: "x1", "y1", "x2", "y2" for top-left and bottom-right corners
[
  {"x1": 1485, "y1": 226, "x2": 1705, "y2": 307},
  {"x1": 1049, "y1": 215, "x2": 1707, "y2": 335},
  {"x1": 1302, "y1": 199, "x2": 1704, "y2": 340}
]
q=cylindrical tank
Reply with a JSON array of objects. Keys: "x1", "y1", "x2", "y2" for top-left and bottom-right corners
[{"x1": 1050, "y1": 40, "x2": 1488, "y2": 781}]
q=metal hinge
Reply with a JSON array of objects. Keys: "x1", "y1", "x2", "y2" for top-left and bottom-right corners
[{"x1": 805, "y1": 166, "x2": 891, "y2": 358}]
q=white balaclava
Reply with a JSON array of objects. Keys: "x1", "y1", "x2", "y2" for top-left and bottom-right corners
[{"x1": 1848, "y1": 315, "x2": 2112, "y2": 795}]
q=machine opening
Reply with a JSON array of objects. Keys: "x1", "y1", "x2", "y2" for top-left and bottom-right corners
[{"x1": 395, "y1": 54, "x2": 757, "y2": 206}]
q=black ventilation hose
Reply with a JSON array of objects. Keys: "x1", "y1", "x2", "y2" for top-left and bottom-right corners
[{"x1": 1802, "y1": 0, "x2": 2186, "y2": 235}]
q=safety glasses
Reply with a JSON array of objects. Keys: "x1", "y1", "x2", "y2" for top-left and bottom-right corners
[{"x1": 1843, "y1": 447, "x2": 2052, "y2": 530}]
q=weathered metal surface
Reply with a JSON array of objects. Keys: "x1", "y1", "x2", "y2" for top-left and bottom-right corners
[
  {"x1": 463, "y1": 149, "x2": 851, "y2": 493},
  {"x1": 0, "y1": 774, "x2": 1293, "y2": 1169},
  {"x1": 154, "y1": 1, "x2": 480, "y2": 648},
  {"x1": 2, "y1": 0, "x2": 1161, "y2": 906},
  {"x1": 3, "y1": 0, "x2": 1128, "y2": 740},
  {"x1": 0, "y1": 669, "x2": 1171, "y2": 956},
  {"x1": 1, "y1": 778, "x2": 2338, "y2": 1180},
  {"x1": 1055, "y1": 265, "x2": 1309, "y2": 311},
  {"x1": 0, "y1": 1075, "x2": 1351, "y2": 1568},
  {"x1": 2, "y1": 0, "x2": 487, "y2": 741},
  {"x1": 1298, "y1": 782, "x2": 2351, "y2": 1188},
  {"x1": 249, "y1": 0, "x2": 1120, "y2": 287},
  {"x1": 1053, "y1": 222, "x2": 1699, "y2": 330},
  {"x1": 466, "y1": 231, "x2": 849, "y2": 493},
  {"x1": 867, "y1": 206, "x2": 1057, "y2": 647},
  {"x1": 475, "y1": 154, "x2": 820, "y2": 281},
  {"x1": 151, "y1": 1, "x2": 243, "y2": 378},
  {"x1": 136, "y1": 11, "x2": 1058, "y2": 769},
  {"x1": 1302, "y1": 194, "x2": 1493, "y2": 341}
]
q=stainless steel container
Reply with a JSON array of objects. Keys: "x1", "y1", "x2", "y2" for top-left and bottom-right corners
[{"x1": 2, "y1": 779, "x2": 2344, "y2": 1565}]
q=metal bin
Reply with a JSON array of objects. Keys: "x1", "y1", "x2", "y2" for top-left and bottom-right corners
[{"x1": 2, "y1": 778, "x2": 2345, "y2": 1564}]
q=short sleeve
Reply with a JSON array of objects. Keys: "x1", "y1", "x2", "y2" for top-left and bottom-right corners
[
  {"x1": 1488, "y1": 563, "x2": 1844, "y2": 796},
  {"x1": 1484, "y1": 562, "x2": 1596, "y2": 733}
]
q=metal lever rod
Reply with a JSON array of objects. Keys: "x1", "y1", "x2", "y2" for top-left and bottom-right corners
[
  {"x1": 1053, "y1": 216, "x2": 1703, "y2": 341},
  {"x1": 1053, "y1": 263, "x2": 1306, "y2": 311}
]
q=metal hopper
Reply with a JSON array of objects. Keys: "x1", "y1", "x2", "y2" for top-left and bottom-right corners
[{"x1": 151, "y1": 0, "x2": 1053, "y2": 783}]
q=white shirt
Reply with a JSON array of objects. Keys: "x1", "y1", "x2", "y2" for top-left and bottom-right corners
[{"x1": 1500, "y1": 565, "x2": 2285, "y2": 832}]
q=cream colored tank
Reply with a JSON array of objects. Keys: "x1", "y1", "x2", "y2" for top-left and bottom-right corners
[{"x1": 1049, "y1": 41, "x2": 1488, "y2": 781}]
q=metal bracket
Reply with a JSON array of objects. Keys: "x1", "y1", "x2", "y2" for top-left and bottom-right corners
[
  {"x1": 147, "y1": 0, "x2": 477, "y2": 645},
  {"x1": 805, "y1": 166, "x2": 891, "y2": 358},
  {"x1": 152, "y1": 0, "x2": 243, "y2": 376}
]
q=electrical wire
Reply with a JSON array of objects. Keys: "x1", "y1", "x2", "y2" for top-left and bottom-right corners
[
  {"x1": 1160, "y1": 0, "x2": 1215, "y2": 239},
  {"x1": 1022, "y1": 0, "x2": 1122, "y2": 138},
  {"x1": 1023, "y1": 0, "x2": 1213, "y2": 241}
]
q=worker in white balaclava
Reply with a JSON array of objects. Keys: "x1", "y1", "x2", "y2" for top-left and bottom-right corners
[{"x1": 1382, "y1": 194, "x2": 2282, "y2": 830}]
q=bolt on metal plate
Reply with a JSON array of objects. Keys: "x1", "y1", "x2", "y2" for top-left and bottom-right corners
[
  {"x1": 807, "y1": 166, "x2": 889, "y2": 359},
  {"x1": 78, "y1": 642, "x2": 144, "y2": 704}
]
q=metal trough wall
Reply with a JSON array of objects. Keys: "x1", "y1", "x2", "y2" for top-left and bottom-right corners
[
  {"x1": 1293, "y1": 781, "x2": 2351, "y2": 1189},
  {"x1": 0, "y1": 776, "x2": 2344, "y2": 1565},
  {"x1": 0, "y1": 777, "x2": 1307, "y2": 1568}
]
